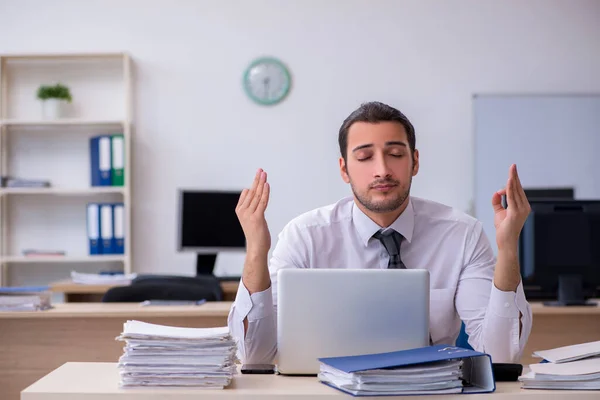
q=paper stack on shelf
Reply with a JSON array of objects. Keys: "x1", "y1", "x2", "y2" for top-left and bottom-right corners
[
  {"x1": 520, "y1": 341, "x2": 600, "y2": 390},
  {"x1": 317, "y1": 345, "x2": 495, "y2": 396},
  {"x1": 0, "y1": 176, "x2": 50, "y2": 188},
  {"x1": 0, "y1": 286, "x2": 52, "y2": 311},
  {"x1": 23, "y1": 249, "x2": 66, "y2": 257},
  {"x1": 116, "y1": 320, "x2": 238, "y2": 388},
  {"x1": 71, "y1": 271, "x2": 137, "y2": 285}
]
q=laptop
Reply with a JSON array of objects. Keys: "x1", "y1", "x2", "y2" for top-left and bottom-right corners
[{"x1": 276, "y1": 268, "x2": 430, "y2": 375}]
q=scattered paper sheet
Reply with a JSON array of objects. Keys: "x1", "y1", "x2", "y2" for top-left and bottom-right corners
[{"x1": 533, "y1": 341, "x2": 600, "y2": 363}]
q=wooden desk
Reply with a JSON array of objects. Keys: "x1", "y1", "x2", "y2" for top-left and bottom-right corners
[
  {"x1": 0, "y1": 302, "x2": 232, "y2": 400},
  {"x1": 5, "y1": 300, "x2": 600, "y2": 400},
  {"x1": 49, "y1": 279, "x2": 240, "y2": 302},
  {"x1": 22, "y1": 362, "x2": 600, "y2": 400},
  {"x1": 48, "y1": 280, "x2": 125, "y2": 302},
  {"x1": 219, "y1": 280, "x2": 240, "y2": 301}
]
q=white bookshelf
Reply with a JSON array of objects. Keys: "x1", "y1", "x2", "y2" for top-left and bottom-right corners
[
  {"x1": 0, "y1": 119, "x2": 125, "y2": 127},
  {"x1": 0, "y1": 187, "x2": 126, "y2": 196},
  {"x1": 0, "y1": 52, "x2": 133, "y2": 287},
  {"x1": 0, "y1": 255, "x2": 126, "y2": 264}
]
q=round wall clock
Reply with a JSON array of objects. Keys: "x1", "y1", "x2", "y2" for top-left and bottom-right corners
[{"x1": 243, "y1": 57, "x2": 291, "y2": 105}]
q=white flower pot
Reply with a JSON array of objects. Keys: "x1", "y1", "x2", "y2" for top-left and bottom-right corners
[{"x1": 41, "y1": 99, "x2": 67, "y2": 119}]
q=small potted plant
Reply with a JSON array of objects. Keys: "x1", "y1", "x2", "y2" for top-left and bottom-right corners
[{"x1": 36, "y1": 83, "x2": 72, "y2": 119}]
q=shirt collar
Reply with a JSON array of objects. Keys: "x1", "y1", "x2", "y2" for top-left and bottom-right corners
[{"x1": 352, "y1": 197, "x2": 415, "y2": 247}]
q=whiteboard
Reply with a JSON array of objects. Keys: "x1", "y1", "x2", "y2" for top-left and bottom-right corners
[{"x1": 473, "y1": 94, "x2": 600, "y2": 253}]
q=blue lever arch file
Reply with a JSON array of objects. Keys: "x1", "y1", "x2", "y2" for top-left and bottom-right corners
[
  {"x1": 100, "y1": 203, "x2": 115, "y2": 254},
  {"x1": 87, "y1": 203, "x2": 101, "y2": 255},
  {"x1": 112, "y1": 203, "x2": 125, "y2": 255},
  {"x1": 90, "y1": 135, "x2": 112, "y2": 186},
  {"x1": 318, "y1": 345, "x2": 496, "y2": 396}
]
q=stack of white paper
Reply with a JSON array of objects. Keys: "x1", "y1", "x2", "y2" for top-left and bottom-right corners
[
  {"x1": 116, "y1": 320, "x2": 238, "y2": 388},
  {"x1": 520, "y1": 341, "x2": 600, "y2": 390},
  {"x1": 319, "y1": 360, "x2": 465, "y2": 396},
  {"x1": 0, "y1": 288, "x2": 52, "y2": 311},
  {"x1": 71, "y1": 271, "x2": 137, "y2": 285}
]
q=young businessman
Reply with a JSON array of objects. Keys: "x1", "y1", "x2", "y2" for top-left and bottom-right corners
[{"x1": 228, "y1": 101, "x2": 532, "y2": 365}]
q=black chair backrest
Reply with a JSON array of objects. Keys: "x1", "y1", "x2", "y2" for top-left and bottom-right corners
[
  {"x1": 133, "y1": 274, "x2": 220, "y2": 288},
  {"x1": 101, "y1": 275, "x2": 223, "y2": 302}
]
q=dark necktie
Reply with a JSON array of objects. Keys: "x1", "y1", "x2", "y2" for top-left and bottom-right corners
[{"x1": 372, "y1": 229, "x2": 406, "y2": 269}]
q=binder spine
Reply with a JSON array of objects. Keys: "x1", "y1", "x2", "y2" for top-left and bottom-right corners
[
  {"x1": 99, "y1": 136, "x2": 112, "y2": 186},
  {"x1": 111, "y1": 134, "x2": 125, "y2": 186},
  {"x1": 87, "y1": 203, "x2": 101, "y2": 255},
  {"x1": 100, "y1": 203, "x2": 115, "y2": 254},
  {"x1": 113, "y1": 203, "x2": 125, "y2": 255},
  {"x1": 90, "y1": 137, "x2": 101, "y2": 186},
  {"x1": 90, "y1": 136, "x2": 112, "y2": 186}
]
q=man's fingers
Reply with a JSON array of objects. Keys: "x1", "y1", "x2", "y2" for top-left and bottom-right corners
[
  {"x1": 491, "y1": 191, "x2": 504, "y2": 213},
  {"x1": 514, "y1": 165, "x2": 531, "y2": 219},
  {"x1": 506, "y1": 172, "x2": 518, "y2": 211},
  {"x1": 237, "y1": 189, "x2": 249, "y2": 210},
  {"x1": 512, "y1": 164, "x2": 528, "y2": 208},
  {"x1": 241, "y1": 169, "x2": 262, "y2": 209},
  {"x1": 258, "y1": 182, "x2": 270, "y2": 212},
  {"x1": 248, "y1": 171, "x2": 267, "y2": 212}
]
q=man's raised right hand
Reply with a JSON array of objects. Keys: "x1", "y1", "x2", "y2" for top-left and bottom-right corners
[{"x1": 235, "y1": 168, "x2": 271, "y2": 259}]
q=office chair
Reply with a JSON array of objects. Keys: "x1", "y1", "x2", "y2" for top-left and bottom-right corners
[
  {"x1": 455, "y1": 322, "x2": 473, "y2": 350},
  {"x1": 101, "y1": 274, "x2": 223, "y2": 302}
]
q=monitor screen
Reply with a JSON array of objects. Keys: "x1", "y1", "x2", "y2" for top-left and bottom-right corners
[
  {"x1": 178, "y1": 190, "x2": 246, "y2": 251},
  {"x1": 524, "y1": 187, "x2": 574, "y2": 200},
  {"x1": 520, "y1": 200, "x2": 600, "y2": 300}
]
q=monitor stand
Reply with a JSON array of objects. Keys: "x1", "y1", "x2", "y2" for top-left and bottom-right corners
[
  {"x1": 196, "y1": 253, "x2": 217, "y2": 276},
  {"x1": 195, "y1": 253, "x2": 241, "y2": 282},
  {"x1": 543, "y1": 274, "x2": 597, "y2": 307}
]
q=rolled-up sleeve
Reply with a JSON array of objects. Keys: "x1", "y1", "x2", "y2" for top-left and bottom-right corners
[
  {"x1": 455, "y1": 221, "x2": 533, "y2": 363},
  {"x1": 227, "y1": 219, "x2": 309, "y2": 365},
  {"x1": 484, "y1": 279, "x2": 532, "y2": 362},
  {"x1": 227, "y1": 281, "x2": 277, "y2": 364}
]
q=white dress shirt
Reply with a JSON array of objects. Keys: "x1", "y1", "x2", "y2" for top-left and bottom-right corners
[{"x1": 228, "y1": 196, "x2": 532, "y2": 365}]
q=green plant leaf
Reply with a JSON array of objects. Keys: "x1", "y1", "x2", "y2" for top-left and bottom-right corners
[{"x1": 36, "y1": 83, "x2": 72, "y2": 102}]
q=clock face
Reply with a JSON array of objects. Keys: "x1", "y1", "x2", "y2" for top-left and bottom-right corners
[{"x1": 243, "y1": 57, "x2": 291, "y2": 105}]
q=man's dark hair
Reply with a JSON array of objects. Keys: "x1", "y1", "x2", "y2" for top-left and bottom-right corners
[{"x1": 338, "y1": 101, "x2": 416, "y2": 162}]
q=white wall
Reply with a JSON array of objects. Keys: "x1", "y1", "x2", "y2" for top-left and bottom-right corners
[
  {"x1": 473, "y1": 94, "x2": 600, "y2": 253},
  {"x1": 1, "y1": 0, "x2": 599, "y2": 282}
]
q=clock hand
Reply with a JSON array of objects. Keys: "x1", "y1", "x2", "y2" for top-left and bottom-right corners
[{"x1": 263, "y1": 77, "x2": 270, "y2": 98}]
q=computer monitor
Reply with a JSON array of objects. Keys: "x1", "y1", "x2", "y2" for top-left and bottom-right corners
[
  {"x1": 504, "y1": 187, "x2": 574, "y2": 209},
  {"x1": 524, "y1": 187, "x2": 574, "y2": 200},
  {"x1": 178, "y1": 190, "x2": 246, "y2": 277},
  {"x1": 517, "y1": 186, "x2": 575, "y2": 268},
  {"x1": 519, "y1": 199, "x2": 600, "y2": 306}
]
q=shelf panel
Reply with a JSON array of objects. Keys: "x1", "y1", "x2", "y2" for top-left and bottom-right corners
[
  {"x1": 1, "y1": 52, "x2": 127, "y2": 60},
  {"x1": 0, "y1": 187, "x2": 126, "y2": 196},
  {"x1": 0, "y1": 255, "x2": 126, "y2": 264},
  {"x1": 0, "y1": 119, "x2": 125, "y2": 128}
]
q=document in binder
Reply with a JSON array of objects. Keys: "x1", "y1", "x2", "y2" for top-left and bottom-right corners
[
  {"x1": 90, "y1": 135, "x2": 112, "y2": 186},
  {"x1": 317, "y1": 345, "x2": 495, "y2": 396}
]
